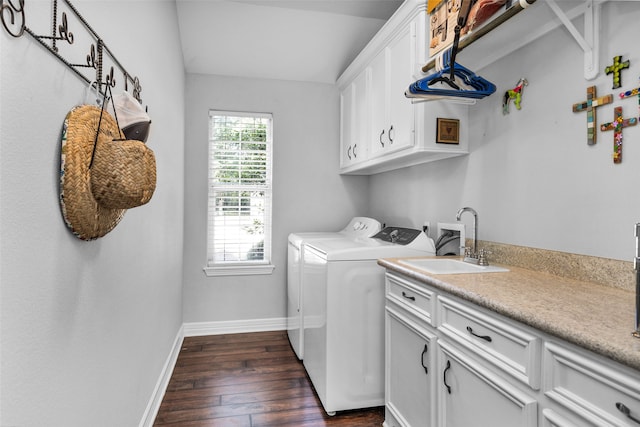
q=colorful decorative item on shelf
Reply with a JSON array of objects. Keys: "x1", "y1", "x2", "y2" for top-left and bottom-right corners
[
  {"x1": 502, "y1": 78, "x2": 528, "y2": 114},
  {"x1": 572, "y1": 86, "x2": 613, "y2": 145},
  {"x1": 605, "y1": 55, "x2": 630, "y2": 89},
  {"x1": 600, "y1": 106, "x2": 637, "y2": 164}
]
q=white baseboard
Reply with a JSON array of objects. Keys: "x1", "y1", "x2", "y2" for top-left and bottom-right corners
[
  {"x1": 139, "y1": 317, "x2": 287, "y2": 426},
  {"x1": 138, "y1": 325, "x2": 185, "y2": 427},
  {"x1": 183, "y1": 317, "x2": 287, "y2": 337}
]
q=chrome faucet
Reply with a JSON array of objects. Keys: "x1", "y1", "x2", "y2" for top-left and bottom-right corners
[{"x1": 456, "y1": 207, "x2": 481, "y2": 264}]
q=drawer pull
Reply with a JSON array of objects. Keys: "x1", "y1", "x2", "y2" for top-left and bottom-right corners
[
  {"x1": 616, "y1": 402, "x2": 640, "y2": 424},
  {"x1": 443, "y1": 360, "x2": 452, "y2": 394},
  {"x1": 466, "y1": 326, "x2": 492, "y2": 342},
  {"x1": 379, "y1": 129, "x2": 385, "y2": 147},
  {"x1": 402, "y1": 291, "x2": 416, "y2": 301},
  {"x1": 421, "y1": 344, "x2": 428, "y2": 375}
]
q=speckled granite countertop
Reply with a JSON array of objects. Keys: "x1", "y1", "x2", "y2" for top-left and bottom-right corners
[{"x1": 378, "y1": 256, "x2": 640, "y2": 372}]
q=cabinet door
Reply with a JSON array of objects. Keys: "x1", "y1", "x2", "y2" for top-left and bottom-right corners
[
  {"x1": 386, "y1": 24, "x2": 415, "y2": 153},
  {"x1": 339, "y1": 82, "x2": 355, "y2": 168},
  {"x1": 369, "y1": 48, "x2": 388, "y2": 158},
  {"x1": 370, "y1": 25, "x2": 415, "y2": 159},
  {"x1": 352, "y1": 69, "x2": 369, "y2": 164},
  {"x1": 340, "y1": 70, "x2": 369, "y2": 168},
  {"x1": 438, "y1": 340, "x2": 538, "y2": 427},
  {"x1": 386, "y1": 305, "x2": 436, "y2": 427}
]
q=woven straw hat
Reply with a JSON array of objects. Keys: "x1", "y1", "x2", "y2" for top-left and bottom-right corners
[
  {"x1": 60, "y1": 103, "x2": 157, "y2": 240},
  {"x1": 59, "y1": 105, "x2": 126, "y2": 240}
]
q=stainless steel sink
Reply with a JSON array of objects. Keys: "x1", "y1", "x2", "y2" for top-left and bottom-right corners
[{"x1": 398, "y1": 258, "x2": 509, "y2": 275}]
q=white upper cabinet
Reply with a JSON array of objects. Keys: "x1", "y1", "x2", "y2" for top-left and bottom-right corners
[
  {"x1": 340, "y1": 68, "x2": 370, "y2": 168},
  {"x1": 370, "y1": 25, "x2": 415, "y2": 159},
  {"x1": 337, "y1": 1, "x2": 469, "y2": 175}
]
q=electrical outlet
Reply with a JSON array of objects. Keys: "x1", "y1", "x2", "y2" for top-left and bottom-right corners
[{"x1": 423, "y1": 221, "x2": 431, "y2": 236}]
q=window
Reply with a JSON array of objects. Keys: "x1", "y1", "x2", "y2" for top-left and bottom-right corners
[{"x1": 205, "y1": 111, "x2": 274, "y2": 276}]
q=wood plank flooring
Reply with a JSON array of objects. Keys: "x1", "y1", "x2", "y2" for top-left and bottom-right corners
[{"x1": 153, "y1": 330, "x2": 384, "y2": 426}]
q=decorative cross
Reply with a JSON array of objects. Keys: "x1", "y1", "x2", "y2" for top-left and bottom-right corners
[
  {"x1": 572, "y1": 86, "x2": 613, "y2": 145},
  {"x1": 619, "y1": 78, "x2": 640, "y2": 116},
  {"x1": 605, "y1": 55, "x2": 630, "y2": 89},
  {"x1": 600, "y1": 106, "x2": 637, "y2": 164}
]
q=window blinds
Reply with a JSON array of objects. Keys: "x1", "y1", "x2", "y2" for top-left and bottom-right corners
[{"x1": 207, "y1": 111, "x2": 273, "y2": 265}]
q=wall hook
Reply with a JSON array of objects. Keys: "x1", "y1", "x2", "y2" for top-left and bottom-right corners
[{"x1": 1, "y1": 0, "x2": 146, "y2": 107}]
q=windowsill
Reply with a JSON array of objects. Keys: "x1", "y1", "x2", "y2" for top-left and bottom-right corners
[{"x1": 203, "y1": 264, "x2": 275, "y2": 277}]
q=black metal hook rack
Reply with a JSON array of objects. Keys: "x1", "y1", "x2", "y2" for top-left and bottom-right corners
[{"x1": 1, "y1": 0, "x2": 145, "y2": 105}]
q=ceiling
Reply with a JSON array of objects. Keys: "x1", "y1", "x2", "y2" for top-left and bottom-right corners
[{"x1": 175, "y1": 0, "x2": 404, "y2": 84}]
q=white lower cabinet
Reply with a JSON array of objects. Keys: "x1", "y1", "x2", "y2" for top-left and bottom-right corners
[
  {"x1": 438, "y1": 339, "x2": 538, "y2": 427},
  {"x1": 541, "y1": 408, "x2": 582, "y2": 427},
  {"x1": 385, "y1": 305, "x2": 436, "y2": 427},
  {"x1": 384, "y1": 271, "x2": 640, "y2": 427},
  {"x1": 543, "y1": 341, "x2": 640, "y2": 426}
]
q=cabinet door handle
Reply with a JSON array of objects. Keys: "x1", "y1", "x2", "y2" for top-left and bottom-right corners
[
  {"x1": 616, "y1": 402, "x2": 640, "y2": 424},
  {"x1": 353, "y1": 143, "x2": 357, "y2": 158},
  {"x1": 443, "y1": 360, "x2": 452, "y2": 394},
  {"x1": 388, "y1": 125, "x2": 394, "y2": 144},
  {"x1": 466, "y1": 326, "x2": 492, "y2": 342},
  {"x1": 379, "y1": 129, "x2": 385, "y2": 147},
  {"x1": 401, "y1": 291, "x2": 415, "y2": 301},
  {"x1": 347, "y1": 146, "x2": 352, "y2": 160},
  {"x1": 421, "y1": 344, "x2": 428, "y2": 375}
]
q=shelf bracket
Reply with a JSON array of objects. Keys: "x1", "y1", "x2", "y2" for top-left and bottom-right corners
[{"x1": 546, "y1": 0, "x2": 602, "y2": 80}]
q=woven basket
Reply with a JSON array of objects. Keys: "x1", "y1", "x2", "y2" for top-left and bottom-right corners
[{"x1": 90, "y1": 138, "x2": 156, "y2": 209}]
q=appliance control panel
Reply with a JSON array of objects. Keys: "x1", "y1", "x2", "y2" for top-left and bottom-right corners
[
  {"x1": 373, "y1": 227, "x2": 422, "y2": 245},
  {"x1": 343, "y1": 217, "x2": 382, "y2": 235}
]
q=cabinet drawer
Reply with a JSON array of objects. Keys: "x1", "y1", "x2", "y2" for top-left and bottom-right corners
[
  {"x1": 438, "y1": 295, "x2": 541, "y2": 389},
  {"x1": 386, "y1": 273, "x2": 435, "y2": 326},
  {"x1": 544, "y1": 341, "x2": 640, "y2": 426},
  {"x1": 542, "y1": 408, "x2": 582, "y2": 427}
]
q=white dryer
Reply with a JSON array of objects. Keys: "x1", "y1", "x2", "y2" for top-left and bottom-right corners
[
  {"x1": 301, "y1": 227, "x2": 436, "y2": 415},
  {"x1": 287, "y1": 217, "x2": 381, "y2": 359}
]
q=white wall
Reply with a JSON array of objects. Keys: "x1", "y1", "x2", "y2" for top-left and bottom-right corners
[
  {"x1": 370, "y1": 2, "x2": 640, "y2": 262},
  {"x1": 182, "y1": 74, "x2": 369, "y2": 323},
  {"x1": 0, "y1": 1, "x2": 185, "y2": 426}
]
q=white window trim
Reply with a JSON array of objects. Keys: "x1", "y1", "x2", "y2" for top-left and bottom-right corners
[
  {"x1": 203, "y1": 263, "x2": 275, "y2": 277},
  {"x1": 204, "y1": 110, "x2": 274, "y2": 277}
]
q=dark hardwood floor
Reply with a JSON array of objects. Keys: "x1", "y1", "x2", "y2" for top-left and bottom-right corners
[{"x1": 153, "y1": 330, "x2": 384, "y2": 426}]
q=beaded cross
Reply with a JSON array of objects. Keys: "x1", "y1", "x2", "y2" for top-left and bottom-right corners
[
  {"x1": 619, "y1": 77, "x2": 640, "y2": 115},
  {"x1": 605, "y1": 55, "x2": 630, "y2": 89},
  {"x1": 572, "y1": 86, "x2": 613, "y2": 145},
  {"x1": 600, "y1": 106, "x2": 637, "y2": 164}
]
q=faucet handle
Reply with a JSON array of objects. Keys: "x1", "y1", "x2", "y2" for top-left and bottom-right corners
[
  {"x1": 461, "y1": 246, "x2": 472, "y2": 258},
  {"x1": 478, "y1": 248, "x2": 492, "y2": 266}
]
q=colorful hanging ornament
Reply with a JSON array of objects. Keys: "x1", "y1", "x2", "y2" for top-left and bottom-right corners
[
  {"x1": 502, "y1": 78, "x2": 528, "y2": 114},
  {"x1": 600, "y1": 106, "x2": 637, "y2": 164},
  {"x1": 605, "y1": 55, "x2": 630, "y2": 89},
  {"x1": 572, "y1": 86, "x2": 613, "y2": 145}
]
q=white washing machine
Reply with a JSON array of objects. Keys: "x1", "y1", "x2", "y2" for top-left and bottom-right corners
[
  {"x1": 287, "y1": 217, "x2": 381, "y2": 360},
  {"x1": 301, "y1": 227, "x2": 436, "y2": 415}
]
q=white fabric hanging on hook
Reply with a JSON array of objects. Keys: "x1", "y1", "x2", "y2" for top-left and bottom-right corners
[{"x1": 112, "y1": 91, "x2": 152, "y2": 143}]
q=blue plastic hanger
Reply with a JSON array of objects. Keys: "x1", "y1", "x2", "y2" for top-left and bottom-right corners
[
  {"x1": 406, "y1": 0, "x2": 496, "y2": 100},
  {"x1": 407, "y1": 59, "x2": 496, "y2": 99}
]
